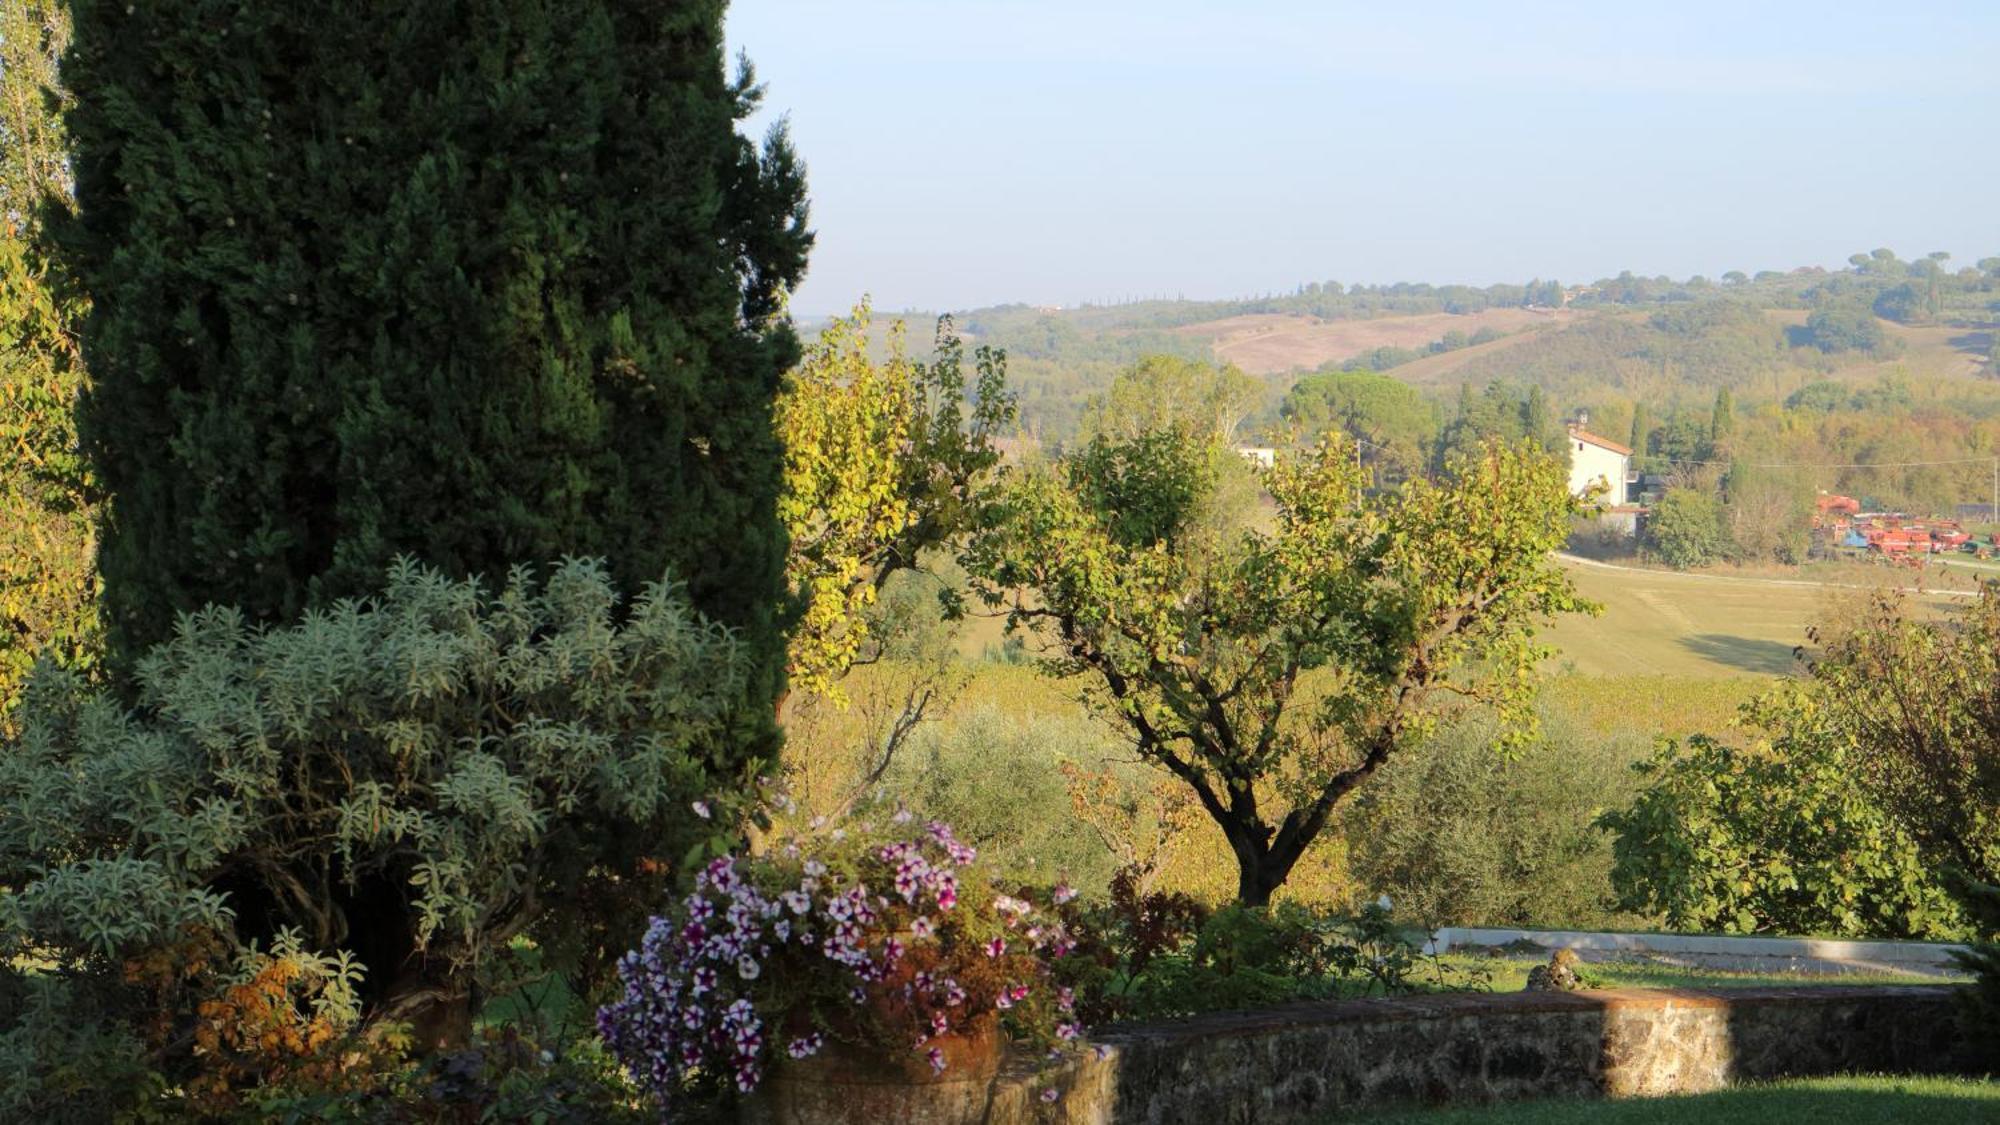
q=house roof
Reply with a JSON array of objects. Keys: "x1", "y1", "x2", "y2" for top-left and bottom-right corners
[{"x1": 1568, "y1": 427, "x2": 1632, "y2": 456}]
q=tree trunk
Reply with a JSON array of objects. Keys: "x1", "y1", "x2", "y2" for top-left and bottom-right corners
[
  {"x1": 1232, "y1": 833, "x2": 1308, "y2": 908},
  {"x1": 341, "y1": 872, "x2": 473, "y2": 1050}
]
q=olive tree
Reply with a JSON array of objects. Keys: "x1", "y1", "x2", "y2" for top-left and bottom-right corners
[{"x1": 970, "y1": 432, "x2": 1589, "y2": 905}]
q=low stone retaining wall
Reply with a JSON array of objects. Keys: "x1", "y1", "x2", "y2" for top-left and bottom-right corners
[{"x1": 991, "y1": 985, "x2": 1971, "y2": 1124}]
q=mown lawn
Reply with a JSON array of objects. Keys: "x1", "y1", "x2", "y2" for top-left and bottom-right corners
[{"x1": 1339, "y1": 1074, "x2": 2000, "y2": 1124}]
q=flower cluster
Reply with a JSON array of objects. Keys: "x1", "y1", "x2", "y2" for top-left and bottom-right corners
[{"x1": 597, "y1": 810, "x2": 1079, "y2": 1111}]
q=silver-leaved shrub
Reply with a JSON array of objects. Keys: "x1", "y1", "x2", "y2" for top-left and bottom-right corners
[{"x1": 0, "y1": 557, "x2": 752, "y2": 1112}]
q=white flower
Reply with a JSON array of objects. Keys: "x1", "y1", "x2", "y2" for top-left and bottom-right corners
[
  {"x1": 692, "y1": 800, "x2": 712, "y2": 819},
  {"x1": 738, "y1": 956, "x2": 761, "y2": 981}
]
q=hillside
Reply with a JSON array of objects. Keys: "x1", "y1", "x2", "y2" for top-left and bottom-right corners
[
  {"x1": 813, "y1": 251, "x2": 2000, "y2": 443},
  {"x1": 1165, "y1": 307, "x2": 1573, "y2": 376}
]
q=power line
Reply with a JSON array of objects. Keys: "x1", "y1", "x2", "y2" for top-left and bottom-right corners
[
  {"x1": 1655, "y1": 453, "x2": 2000, "y2": 520},
  {"x1": 1663, "y1": 454, "x2": 1998, "y2": 470}
]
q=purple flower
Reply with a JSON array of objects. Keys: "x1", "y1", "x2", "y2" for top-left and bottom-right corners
[
  {"x1": 909, "y1": 916, "x2": 935, "y2": 939},
  {"x1": 984, "y1": 938, "x2": 1006, "y2": 958},
  {"x1": 1053, "y1": 882, "x2": 1076, "y2": 905},
  {"x1": 737, "y1": 956, "x2": 761, "y2": 981},
  {"x1": 1057, "y1": 1021, "x2": 1080, "y2": 1041},
  {"x1": 787, "y1": 1034, "x2": 824, "y2": 1059},
  {"x1": 926, "y1": 1047, "x2": 947, "y2": 1074},
  {"x1": 1041, "y1": 1088, "x2": 1061, "y2": 1103}
]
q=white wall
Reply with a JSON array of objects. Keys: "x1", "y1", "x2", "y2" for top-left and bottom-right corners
[{"x1": 1567, "y1": 438, "x2": 1628, "y2": 505}]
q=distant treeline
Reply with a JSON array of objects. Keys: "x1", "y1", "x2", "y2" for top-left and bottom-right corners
[{"x1": 813, "y1": 248, "x2": 2000, "y2": 445}]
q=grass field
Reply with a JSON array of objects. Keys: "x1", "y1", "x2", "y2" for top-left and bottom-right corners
[
  {"x1": 1339, "y1": 1075, "x2": 2000, "y2": 1124},
  {"x1": 1540, "y1": 556, "x2": 1967, "y2": 679}
]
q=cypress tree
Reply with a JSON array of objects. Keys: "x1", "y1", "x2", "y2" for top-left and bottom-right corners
[
  {"x1": 1629, "y1": 402, "x2": 1652, "y2": 471},
  {"x1": 1709, "y1": 386, "x2": 1735, "y2": 455},
  {"x1": 57, "y1": 1, "x2": 810, "y2": 731}
]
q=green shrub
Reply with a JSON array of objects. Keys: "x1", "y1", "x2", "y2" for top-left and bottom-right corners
[
  {"x1": 1601, "y1": 727, "x2": 1969, "y2": 939},
  {"x1": 0, "y1": 557, "x2": 752, "y2": 1099},
  {"x1": 1646, "y1": 487, "x2": 1726, "y2": 568},
  {"x1": 1802, "y1": 302, "x2": 1888, "y2": 353},
  {"x1": 1342, "y1": 710, "x2": 1643, "y2": 930},
  {"x1": 1950, "y1": 878, "x2": 2000, "y2": 1067},
  {"x1": 1059, "y1": 895, "x2": 1485, "y2": 1023},
  {"x1": 0, "y1": 974, "x2": 163, "y2": 1123}
]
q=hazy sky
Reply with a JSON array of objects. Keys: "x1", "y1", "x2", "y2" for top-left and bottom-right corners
[{"x1": 726, "y1": 1, "x2": 2000, "y2": 317}]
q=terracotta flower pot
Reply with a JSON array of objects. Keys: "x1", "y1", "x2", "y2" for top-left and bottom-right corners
[{"x1": 743, "y1": 1014, "x2": 1004, "y2": 1125}]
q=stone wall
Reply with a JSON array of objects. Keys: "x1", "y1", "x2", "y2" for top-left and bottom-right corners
[{"x1": 992, "y1": 985, "x2": 1972, "y2": 1124}]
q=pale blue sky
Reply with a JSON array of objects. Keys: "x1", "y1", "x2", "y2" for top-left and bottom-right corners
[{"x1": 726, "y1": 1, "x2": 2000, "y2": 316}]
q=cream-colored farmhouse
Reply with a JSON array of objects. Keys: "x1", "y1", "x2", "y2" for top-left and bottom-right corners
[{"x1": 1565, "y1": 420, "x2": 1632, "y2": 505}]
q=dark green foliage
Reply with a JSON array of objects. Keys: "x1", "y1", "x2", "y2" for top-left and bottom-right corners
[
  {"x1": 1949, "y1": 878, "x2": 2000, "y2": 1065},
  {"x1": 1068, "y1": 427, "x2": 1218, "y2": 547},
  {"x1": 1602, "y1": 732, "x2": 1968, "y2": 939},
  {"x1": 1280, "y1": 367, "x2": 1437, "y2": 480},
  {"x1": 1434, "y1": 380, "x2": 1567, "y2": 465},
  {"x1": 1785, "y1": 380, "x2": 1850, "y2": 412},
  {"x1": 1801, "y1": 302, "x2": 1887, "y2": 353},
  {"x1": 57, "y1": 0, "x2": 811, "y2": 734},
  {"x1": 1648, "y1": 406, "x2": 1709, "y2": 464},
  {"x1": 1708, "y1": 387, "x2": 1734, "y2": 454},
  {"x1": 1057, "y1": 892, "x2": 1474, "y2": 1025},
  {"x1": 1646, "y1": 488, "x2": 1725, "y2": 568},
  {"x1": 1873, "y1": 283, "x2": 1927, "y2": 324},
  {"x1": 1627, "y1": 402, "x2": 1652, "y2": 471}
]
